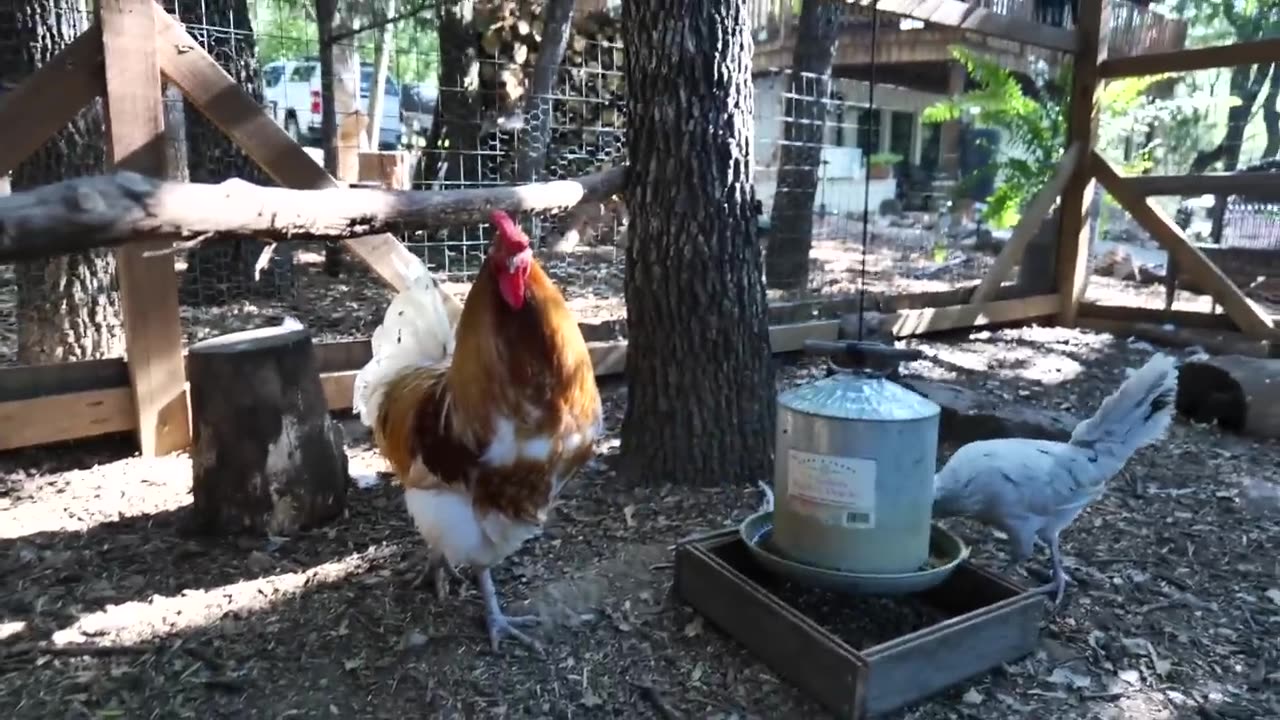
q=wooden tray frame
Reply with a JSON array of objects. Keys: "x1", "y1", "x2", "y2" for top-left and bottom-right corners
[{"x1": 673, "y1": 527, "x2": 1045, "y2": 718}]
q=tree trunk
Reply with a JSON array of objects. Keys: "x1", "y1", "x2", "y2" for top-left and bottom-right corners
[
  {"x1": 1190, "y1": 62, "x2": 1271, "y2": 246},
  {"x1": 367, "y1": 0, "x2": 397, "y2": 147},
  {"x1": 187, "y1": 325, "x2": 348, "y2": 535},
  {"x1": 764, "y1": 0, "x2": 843, "y2": 291},
  {"x1": 423, "y1": 0, "x2": 482, "y2": 187},
  {"x1": 514, "y1": 0, "x2": 575, "y2": 184},
  {"x1": 167, "y1": 0, "x2": 295, "y2": 306},
  {"x1": 621, "y1": 0, "x2": 776, "y2": 485},
  {"x1": 3, "y1": 0, "x2": 124, "y2": 364},
  {"x1": 321, "y1": 2, "x2": 362, "y2": 277},
  {"x1": 1262, "y1": 62, "x2": 1280, "y2": 160}
]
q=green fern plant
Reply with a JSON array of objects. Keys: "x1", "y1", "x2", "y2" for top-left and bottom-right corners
[{"x1": 922, "y1": 46, "x2": 1173, "y2": 229}]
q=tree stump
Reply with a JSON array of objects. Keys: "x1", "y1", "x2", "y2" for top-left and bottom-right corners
[
  {"x1": 187, "y1": 325, "x2": 348, "y2": 535},
  {"x1": 1175, "y1": 355, "x2": 1280, "y2": 440}
]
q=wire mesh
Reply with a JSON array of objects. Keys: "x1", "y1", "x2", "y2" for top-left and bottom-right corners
[
  {"x1": 0, "y1": 0, "x2": 1219, "y2": 375},
  {"x1": 0, "y1": 0, "x2": 123, "y2": 368}
]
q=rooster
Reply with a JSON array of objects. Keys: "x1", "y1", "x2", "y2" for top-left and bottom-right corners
[
  {"x1": 353, "y1": 210, "x2": 603, "y2": 652},
  {"x1": 932, "y1": 353, "x2": 1179, "y2": 607}
]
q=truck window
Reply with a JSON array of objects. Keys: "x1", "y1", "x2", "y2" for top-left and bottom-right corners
[
  {"x1": 264, "y1": 64, "x2": 285, "y2": 87},
  {"x1": 289, "y1": 64, "x2": 317, "y2": 82}
]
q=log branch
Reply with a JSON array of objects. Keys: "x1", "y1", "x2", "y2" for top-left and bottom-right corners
[{"x1": 0, "y1": 165, "x2": 628, "y2": 262}]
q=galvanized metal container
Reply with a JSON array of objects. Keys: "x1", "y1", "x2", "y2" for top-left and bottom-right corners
[{"x1": 773, "y1": 371, "x2": 941, "y2": 575}]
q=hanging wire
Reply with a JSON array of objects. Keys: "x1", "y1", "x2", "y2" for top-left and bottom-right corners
[{"x1": 855, "y1": 2, "x2": 880, "y2": 342}]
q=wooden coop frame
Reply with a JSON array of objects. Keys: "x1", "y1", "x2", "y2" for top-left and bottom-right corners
[{"x1": 1, "y1": 0, "x2": 1279, "y2": 455}]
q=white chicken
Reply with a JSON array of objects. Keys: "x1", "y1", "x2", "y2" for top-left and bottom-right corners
[{"x1": 932, "y1": 353, "x2": 1179, "y2": 606}]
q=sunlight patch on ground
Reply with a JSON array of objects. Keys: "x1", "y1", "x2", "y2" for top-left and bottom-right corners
[
  {"x1": 49, "y1": 545, "x2": 393, "y2": 648},
  {"x1": 0, "y1": 455, "x2": 194, "y2": 539}
]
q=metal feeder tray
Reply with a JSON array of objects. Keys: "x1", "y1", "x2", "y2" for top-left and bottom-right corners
[
  {"x1": 740, "y1": 511, "x2": 970, "y2": 596},
  {"x1": 674, "y1": 527, "x2": 1045, "y2": 719}
]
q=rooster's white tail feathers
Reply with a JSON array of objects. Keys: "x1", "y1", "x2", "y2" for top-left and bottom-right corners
[
  {"x1": 352, "y1": 271, "x2": 464, "y2": 427},
  {"x1": 1069, "y1": 353, "x2": 1179, "y2": 460}
]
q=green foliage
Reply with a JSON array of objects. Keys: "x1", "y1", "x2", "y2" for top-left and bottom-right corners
[
  {"x1": 250, "y1": 0, "x2": 440, "y2": 86},
  {"x1": 868, "y1": 151, "x2": 903, "y2": 166},
  {"x1": 921, "y1": 46, "x2": 1199, "y2": 229}
]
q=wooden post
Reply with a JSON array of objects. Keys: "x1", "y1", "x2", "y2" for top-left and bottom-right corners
[
  {"x1": 98, "y1": 0, "x2": 190, "y2": 456},
  {"x1": 1055, "y1": 0, "x2": 1108, "y2": 327}
]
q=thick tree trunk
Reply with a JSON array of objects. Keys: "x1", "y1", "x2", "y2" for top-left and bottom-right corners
[
  {"x1": 367, "y1": 0, "x2": 397, "y2": 147},
  {"x1": 1262, "y1": 63, "x2": 1280, "y2": 160},
  {"x1": 187, "y1": 325, "x2": 348, "y2": 535},
  {"x1": 3, "y1": 0, "x2": 124, "y2": 364},
  {"x1": 424, "y1": 0, "x2": 483, "y2": 187},
  {"x1": 621, "y1": 0, "x2": 775, "y2": 485},
  {"x1": 166, "y1": 0, "x2": 294, "y2": 305},
  {"x1": 321, "y1": 3, "x2": 363, "y2": 277},
  {"x1": 764, "y1": 0, "x2": 843, "y2": 291}
]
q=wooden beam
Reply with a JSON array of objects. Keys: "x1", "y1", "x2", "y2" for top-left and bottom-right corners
[
  {"x1": 1093, "y1": 152, "x2": 1275, "y2": 339},
  {"x1": 0, "y1": 168, "x2": 627, "y2": 262},
  {"x1": 1098, "y1": 37, "x2": 1280, "y2": 79},
  {"x1": 885, "y1": 294, "x2": 1063, "y2": 337},
  {"x1": 0, "y1": 387, "x2": 137, "y2": 452},
  {"x1": 1055, "y1": 0, "x2": 1107, "y2": 328},
  {"x1": 151, "y1": 4, "x2": 420, "y2": 293},
  {"x1": 972, "y1": 143, "x2": 1081, "y2": 304},
  {"x1": 99, "y1": 0, "x2": 190, "y2": 457},
  {"x1": 1123, "y1": 170, "x2": 1280, "y2": 202},
  {"x1": 1078, "y1": 317, "x2": 1275, "y2": 359},
  {"x1": 847, "y1": 0, "x2": 1077, "y2": 53},
  {"x1": 0, "y1": 319, "x2": 848, "y2": 451},
  {"x1": 1077, "y1": 302, "x2": 1234, "y2": 330},
  {"x1": 0, "y1": 27, "x2": 106, "y2": 178}
]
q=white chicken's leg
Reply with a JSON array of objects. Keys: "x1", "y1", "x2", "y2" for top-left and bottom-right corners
[
  {"x1": 1037, "y1": 533, "x2": 1069, "y2": 608},
  {"x1": 476, "y1": 567, "x2": 542, "y2": 653}
]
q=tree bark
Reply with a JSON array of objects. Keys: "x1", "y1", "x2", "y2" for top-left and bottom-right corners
[
  {"x1": 1176, "y1": 355, "x2": 1280, "y2": 441},
  {"x1": 1262, "y1": 62, "x2": 1280, "y2": 160},
  {"x1": 367, "y1": 0, "x2": 397, "y2": 147},
  {"x1": 187, "y1": 325, "x2": 348, "y2": 535},
  {"x1": 2, "y1": 0, "x2": 124, "y2": 364},
  {"x1": 764, "y1": 0, "x2": 842, "y2": 291},
  {"x1": 0, "y1": 167, "x2": 629, "y2": 261},
  {"x1": 423, "y1": 0, "x2": 483, "y2": 187},
  {"x1": 621, "y1": 0, "x2": 775, "y2": 485}
]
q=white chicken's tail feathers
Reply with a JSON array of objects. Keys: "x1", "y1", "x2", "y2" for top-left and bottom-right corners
[
  {"x1": 1069, "y1": 352, "x2": 1179, "y2": 459},
  {"x1": 352, "y1": 271, "x2": 464, "y2": 427}
]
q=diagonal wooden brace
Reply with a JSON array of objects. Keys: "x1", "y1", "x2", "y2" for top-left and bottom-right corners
[
  {"x1": 149, "y1": 0, "x2": 434, "y2": 298},
  {"x1": 0, "y1": 26, "x2": 107, "y2": 177}
]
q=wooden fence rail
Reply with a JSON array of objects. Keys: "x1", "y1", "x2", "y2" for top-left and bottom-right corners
[{"x1": 3, "y1": 0, "x2": 1278, "y2": 456}]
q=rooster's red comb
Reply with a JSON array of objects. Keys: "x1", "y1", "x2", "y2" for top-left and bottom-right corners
[{"x1": 489, "y1": 209, "x2": 529, "y2": 253}]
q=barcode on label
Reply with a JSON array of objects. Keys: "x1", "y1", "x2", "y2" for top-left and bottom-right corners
[{"x1": 844, "y1": 511, "x2": 872, "y2": 525}]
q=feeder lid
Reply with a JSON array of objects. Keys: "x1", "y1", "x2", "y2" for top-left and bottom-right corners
[{"x1": 778, "y1": 374, "x2": 939, "y2": 421}]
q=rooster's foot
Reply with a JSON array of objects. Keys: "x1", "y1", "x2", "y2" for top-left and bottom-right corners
[
  {"x1": 476, "y1": 567, "x2": 543, "y2": 654},
  {"x1": 485, "y1": 611, "x2": 544, "y2": 653},
  {"x1": 427, "y1": 554, "x2": 463, "y2": 602}
]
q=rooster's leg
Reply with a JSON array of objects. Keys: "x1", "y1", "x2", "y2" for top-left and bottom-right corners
[
  {"x1": 476, "y1": 567, "x2": 542, "y2": 653},
  {"x1": 427, "y1": 552, "x2": 463, "y2": 602}
]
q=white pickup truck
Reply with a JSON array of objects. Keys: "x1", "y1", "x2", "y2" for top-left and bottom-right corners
[{"x1": 262, "y1": 58, "x2": 403, "y2": 150}]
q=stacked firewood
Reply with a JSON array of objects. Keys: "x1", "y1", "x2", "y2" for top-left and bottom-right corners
[{"x1": 474, "y1": 5, "x2": 625, "y2": 169}]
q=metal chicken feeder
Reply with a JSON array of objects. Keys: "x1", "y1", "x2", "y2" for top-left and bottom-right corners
[{"x1": 743, "y1": 339, "x2": 967, "y2": 595}]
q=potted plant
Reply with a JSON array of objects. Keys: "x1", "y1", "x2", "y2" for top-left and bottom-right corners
[{"x1": 868, "y1": 152, "x2": 903, "y2": 180}]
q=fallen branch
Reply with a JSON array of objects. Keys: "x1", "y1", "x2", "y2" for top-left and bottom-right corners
[{"x1": 0, "y1": 165, "x2": 628, "y2": 262}]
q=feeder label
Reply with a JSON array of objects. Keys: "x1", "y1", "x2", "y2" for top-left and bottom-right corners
[{"x1": 786, "y1": 450, "x2": 876, "y2": 528}]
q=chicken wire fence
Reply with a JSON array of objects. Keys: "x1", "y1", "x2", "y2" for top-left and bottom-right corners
[{"x1": 2, "y1": 0, "x2": 1094, "y2": 370}]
